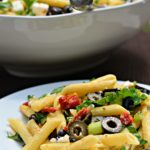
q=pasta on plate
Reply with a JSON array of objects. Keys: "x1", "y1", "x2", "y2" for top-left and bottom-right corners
[{"x1": 7, "y1": 74, "x2": 150, "y2": 150}]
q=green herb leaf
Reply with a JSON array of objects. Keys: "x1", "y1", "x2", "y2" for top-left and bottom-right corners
[
  {"x1": 0, "y1": 1, "x2": 11, "y2": 9},
  {"x1": 66, "y1": 116, "x2": 73, "y2": 123},
  {"x1": 34, "y1": 112, "x2": 47, "y2": 124},
  {"x1": 127, "y1": 125, "x2": 148, "y2": 145},
  {"x1": 134, "y1": 111, "x2": 143, "y2": 122},
  {"x1": 76, "y1": 100, "x2": 92, "y2": 111},
  {"x1": 39, "y1": 93, "x2": 49, "y2": 98},
  {"x1": 120, "y1": 146, "x2": 126, "y2": 150},
  {"x1": 51, "y1": 86, "x2": 65, "y2": 94},
  {"x1": 94, "y1": 87, "x2": 147, "y2": 107},
  {"x1": 7, "y1": 132, "x2": 25, "y2": 145},
  {"x1": 22, "y1": 0, "x2": 37, "y2": 14},
  {"x1": 27, "y1": 95, "x2": 34, "y2": 100}
]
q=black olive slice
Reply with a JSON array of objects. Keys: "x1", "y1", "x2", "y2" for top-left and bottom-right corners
[
  {"x1": 122, "y1": 97, "x2": 134, "y2": 110},
  {"x1": 70, "y1": 0, "x2": 93, "y2": 10},
  {"x1": 82, "y1": 112, "x2": 92, "y2": 125},
  {"x1": 87, "y1": 93, "x2": 102, "y2": 101},
  {"x1": 68, "y1": 121, "x2": 88, "y2": 141},
  {"x1": 63, "y1": 6, "x2": 73, "y2": 13},
  {"x1": 102, "y1": 117, "x2": 122, "y2": 133}
]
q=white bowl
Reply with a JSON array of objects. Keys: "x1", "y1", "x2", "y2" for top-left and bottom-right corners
[{"x1": 0, "y1": 0, "x2": 150, "y2": 77}]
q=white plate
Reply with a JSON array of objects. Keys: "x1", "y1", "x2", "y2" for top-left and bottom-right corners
[{"x1": 0, "y1": 80, "x2": 150, "y2": 150}]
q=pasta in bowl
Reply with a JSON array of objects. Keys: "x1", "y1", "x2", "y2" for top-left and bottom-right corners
[{"x1": 7, "y1": 74, "x2": 150, "y2": 150}]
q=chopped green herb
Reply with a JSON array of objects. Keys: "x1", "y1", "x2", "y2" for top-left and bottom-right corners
[
  {"x1": 120, "y1": 146, "x2": 126, "y2": 150},
  {"x1": 27, "y1": 95, "x2": 34, "y2": 100},
  {"x1": 127, "y1": 125, "x2": 148, "y2": 145},
  {"x1": 51, "y1": 86, "x2": 65, "y2": 94},
  {"x1": 76, "y1": 100, "x2": 92, "y2": 111},
  {"x1": 94, "y1": 87, "x2": 147, "y2": 107},
  {"x1": 34, "y1": 112, "x2": 47, "y2": 124},
  {"x1": 39, "y1": 93, "x2": 49, "y2": 98},
  {"x1": 134, "y1": 111, "x2": 143, "y2": 122},
  {"x1": 22, "y1": 0, "x2": 37, "y2": 14},
  {"x1": 7, "y1": 132, "x2": 25, "y2": 145},
  {"x1": 66, "y1": 116, "x2": 73, "y2": 123}
]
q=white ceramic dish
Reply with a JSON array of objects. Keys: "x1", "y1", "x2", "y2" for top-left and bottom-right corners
[
  {"x1": 0, "y1": 0, "x2": 150, "y2": 77},
  {"x1": 0, "y1": 80, "x2": 150, "y2": 150}
]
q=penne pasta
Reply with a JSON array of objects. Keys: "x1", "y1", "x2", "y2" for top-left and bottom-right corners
[
  {"x1": 26, "y1": 119, "x2": 40, "y2": 136},
  {"x1": 7, "y1": 75, "x2": 150, "y2": 150},
  {"x1": 38, "y1": 0, "x2": 70, "y2": 8},
  {"x1": 8, "y1": 119, "x2": 32, "y2": 144},
  {"x1": 91, "y1": 104, "x2": 129, "y2": 116},
  {"x1": 70, "y1": 135, "x2": 98, "y2": 150},
  {"x1": 142, "y1": 96, "x2": 150, "y2": 107},
  {"x1": 40, "y1": 143, "x2": 70, "y2": 150},
  {"x1": 20, "y1": 105, "x2": 34, "y2": 117},
  {"x1": 99, "y1": 133, "x2": 139, "y2": 146},
  {"x1": 61, "y1": 75, "x2": 117, "y2": 97},
  {"x1": 48, "y1": 111, "x2": 66, "y2": 132},
  {"x1": 22, "y1": 118, "x2": 60, "y2": 150},
  {"x1": 29, "y1": 94, "x2": 56, "y2": 112},
  {"x1": 142, "y1": 111, "x2": 150, "y2": 147}
]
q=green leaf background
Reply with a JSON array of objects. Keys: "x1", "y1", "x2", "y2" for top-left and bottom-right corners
[{"x1": 144, "y1": 21, "x2": 150, "y2": 33}]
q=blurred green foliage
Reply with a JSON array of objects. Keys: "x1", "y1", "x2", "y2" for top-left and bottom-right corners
[{"x1": 143, "y1": 21, "x2": 150, "y2": 33}]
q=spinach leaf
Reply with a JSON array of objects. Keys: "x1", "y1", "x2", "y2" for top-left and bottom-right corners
[
  {"x1": 7, "y1": 132, "x2": 25, "y2": 145},
  {"x1": 127, "y1": 125, "x2": 147, "y2": 145},
  {"x1": 76, "y1": 100, "x2": 92, "y2": 111},
  {"x1": 34, "y1": 112, "x2": 47, "y2": 124},
  {"x1": 51, "y1": 86, "x2": 65, "y2": 94},
  {"x1": 94, "y1": 87, "x2": 147, "y2": 107}
]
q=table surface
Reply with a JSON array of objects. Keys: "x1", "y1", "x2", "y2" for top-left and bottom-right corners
[{"x1": 0, "y1": 31, "x2": 150, "y2": 98}]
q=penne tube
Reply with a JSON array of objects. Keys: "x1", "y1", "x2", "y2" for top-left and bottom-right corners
[
  {"x1": 8, "y1": 119, "x2": 32, "y2": 144},
  {"x1": 27, "y1": 119, "x2": 40, "y2": 136},
  {"x1": 38, "y1": 0, "x2": 70, "y2": 8},
  {"x1": 91, "y1": 104, "x2": 129, "y2": 116},
  {"x1": 142, "y1": 105, "x2": 148, "y2": 115},
  {"x1": 92, "y1": 74, "x2": 117, "y2": 82},
  {"x1": 22, "y1": 118, "x2": 60, "y2": 150},
  {"x1": 100, "y1": 133, "x2": 139, "y2": 146},
  {"x1": 70, "y1": 135, "x2": 98, "y2": 150},
  {"x1": 61, "y1": 75, "x2": 116, "y2": 97},
  {"x1": 142, "y1": 111, "x2": 150, "y2": 147},
  {"x1": 48, "y1": 111, "x2": 66, "y2": 132},
  {"x1": 20, "y1": 105, "x2": 34, "y2": 117},
  {"x1": 142, "y1": 96, "x2": 150, "y2": 107},
  {"x1": 29, "y1": 94, "x2": 56, "y2": 112},
  {"x1": 40, "y1": 143, "x2": 70, "y2": 150}
]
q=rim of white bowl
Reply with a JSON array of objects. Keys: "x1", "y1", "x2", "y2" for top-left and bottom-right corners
[{"x1": 0, "y1": 0, "x2": 145, "y2": 19}]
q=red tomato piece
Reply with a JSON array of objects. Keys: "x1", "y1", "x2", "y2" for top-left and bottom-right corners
[
  {"x1": 23, "y1": 102, "x2": 29, "y2": 106},
  {"x1": 73, "y1": 107, "x2": 90, "y2": 122},
  {"x1": 120, "y1": 112, "x2": 133, "y2": 125},
  {"x1": 41, "y1": 107, "x2": 58, "y2": 113},
  {"x1": 59, "y1": 94, "x2": 81, "y2": 110}
]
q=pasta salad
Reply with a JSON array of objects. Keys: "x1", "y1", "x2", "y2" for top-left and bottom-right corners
[
  {"x1": 0, "y1": 0, "x2": 137, "y2": 16},
  {"x1": 8, "y1": 74, "x2": 150, "y2": 150}
]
